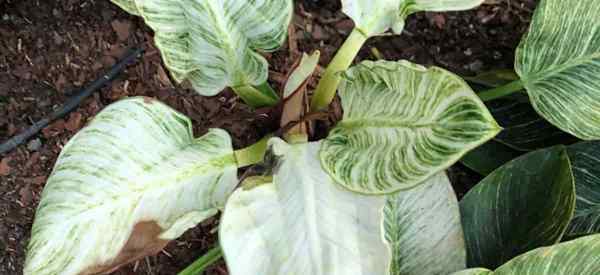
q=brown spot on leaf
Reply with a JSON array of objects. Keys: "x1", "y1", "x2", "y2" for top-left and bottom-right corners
[
  {"x1": 143, "y1": 96, "x2": 157, "y2": 104},
  {"x1": 80, "y1": 221, "x2": 169, "y2": 275}
]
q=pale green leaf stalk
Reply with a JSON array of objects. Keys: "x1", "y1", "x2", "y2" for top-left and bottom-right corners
[
  {"x1": 311, "y1": 0, "x2": 485, "y2": 111},
  {"x1": 220, "y1": 138, "x2": 391, "y2": 275},
  {"x1": 320, "y1": 60, "x2": 500, "y2": 195},
  {"x1": 111, "y1": 0, "x2": 293, "y2": 107},
  {"x1": 516, "y1": 0, "x2": 600, "y2": 139},
  {"x1": 452, "y1": 234, "x2": 600, "y2": 275},
  {"x1": 385, "y1": 172, "x2": 466, "y2": 274},
  {"x1": 24, "y1": 98, "x2": 238, "y2": 275}
]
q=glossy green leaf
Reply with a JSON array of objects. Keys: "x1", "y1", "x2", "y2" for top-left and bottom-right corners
[
  {"x1": 24, "y1": 98, "x2": 238, "y2": 275},
  {"x1": 220, "y1": 138, "x2": 391, "y2": 275},
  {"x1": 385, "y1": 172, "x2": 466, "y2": 274},
  {"x1": 516, "y1": 0, "x2": 600, "y2": 140},
  {"x1": 112, "y1": 0, "x2": 292, "y2": 107},
  {"x1": 453, "y1": 234, "x2": 600, "y2": 274},
  {"x1": 566, "y1": 141, "x2": 600, "y2": 239},
  {"x1": 467, "y1": 71, "x2": 576, "y2": 151},
  {"x1": 460, "y1": 140, "x2": 521, "y2": 176},
  {"x1": 460, "y1": 146, "x2": 576, "y2": 269},
  {"x1": 320, "y1": 60, "x2": 500, "y2": 195},
  {"x1": 342, "y1": 0, "x2": 484, "y2": 36}
]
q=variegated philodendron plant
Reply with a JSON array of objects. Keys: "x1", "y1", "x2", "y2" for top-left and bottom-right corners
[{"x1": 24, "y1": 0, "x2": 600, "y2": 274}]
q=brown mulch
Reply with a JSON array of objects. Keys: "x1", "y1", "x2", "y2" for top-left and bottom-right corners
[{"x1": 0, "y1": 0, "x2": 535, "y2": 274}]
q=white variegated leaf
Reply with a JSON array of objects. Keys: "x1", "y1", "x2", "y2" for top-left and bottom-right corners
[
  {"x1": 342, "y1": 0, "x2": 484, "y2": 36},
  {"x1": 516, "y1": 0, "x2": 600, "y2": 140},
  {"x1": 220, "y1": 138, "x2": 391, "y2": 275},
  {"x1": 385, "y1": 172, "x2": 466, "y2": 275},
  {"x1": 112, "y1": 0, "x2": 292, "y2": 106},
  {"x1": 320, "y1": 60, "x2": 500, "y2": 195},
  {"x1": 24, "y1": 98, "x2": 238, "y2": 275}
]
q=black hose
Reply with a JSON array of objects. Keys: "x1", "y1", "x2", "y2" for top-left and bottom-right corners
[{"x1": 0, "y1": 47, "x2": 144, "y2": 155}]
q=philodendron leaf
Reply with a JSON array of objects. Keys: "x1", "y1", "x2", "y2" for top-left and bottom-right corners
[
  {"x1": 342, "y1": 0, "x2": 484, "y2": 36},
  {"x1": 452, "y1": 234, "x2": 600, "y2": 274},
  {"x1": 220, "y1": 138, "x2": 391, "y2": 275},
  {"x1": 565, "y1": 141, "x2": 600, "y2": 239},
  {"x1": 24, "y1": 98, "x2": 238, "y2": 275},
  {"x1": 460, "y1": 146, "x2": 576, "y2": 269},
  {"x1": 320, "y1": 60, "x2": 500, "y2": 194},
  {"x1": 111, "y1": 0, "x2": 139, "y2": 15},
  {"x1": 113, "y1": 0, "x2": 292, "y2": 107},
  {"x1": 385, "y1": 172, "x2": 466, "y2": 275},
  {"x1": 516, "y1": 0, "x2": 600, "y2": 140}
]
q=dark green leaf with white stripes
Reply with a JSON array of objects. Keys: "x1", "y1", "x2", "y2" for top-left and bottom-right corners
[
  {"x1": 320, "y1": 60, "x2": 500, "y2": 195},
  {"x1": 467, "y1": 70, "x2": 576, "y2": 151},
  {"x1": 453, "y1": 234, "x2": 600, "y2": 274},
  {"x1": 516, "y1": 0, "x2": 600, "y2": 140},
  {"x1": 24, "y1": 98, "x2": 238, "y2": 275},
  {"x1": 565, "y1": 141, "x2": 600, "y2": 239},
  {"x1": 385, "y1": 172, "x2": 466, "y2": 275},
  {"x1": 460, "y1": 146, "x2": 575, "y2": 269}
]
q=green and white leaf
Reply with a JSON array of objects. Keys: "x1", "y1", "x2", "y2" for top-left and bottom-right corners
[
  {"x1": 460, "y1": 146, "x2": 576, "y2": 269},
  {"x1": 516, "y1": 0, "x2": 600, "y2": 140},
  {"x1": 385, "y1": 172, "x2": 466, "y2": 275},
  {"x1": 566, "y1": 141, "x2": 600, "y2": 239},
  {"x1": 220, "y1": 138, "x2": 391, "y2": 275},
  {"x1": 320, "y1": 60, "x2": 500, "y2": 195},
  {"x1": 24, "y1": 98, "x2": 238, "y2": 275},
  {"x1": 342, "y1": 0, "x2": 484, "y2": 36},
  {"x1": 115, "y1": 0, "x2": 292, "y2": 106},
  {"x1": 453, "y1": 234, "x2": 600, "y2": 274},
  {"x1": 451, "y1": 268, "x2": 493, "y2": 275},
  {"x1": 111, "y1": 0, "x2": 139, "y2": 15}
]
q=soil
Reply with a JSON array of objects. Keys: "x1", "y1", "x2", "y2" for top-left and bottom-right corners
[{"x1": 0, "y1": 0, "x2": 535, "y2": 274}]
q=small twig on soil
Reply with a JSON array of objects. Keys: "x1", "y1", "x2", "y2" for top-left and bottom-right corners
[{"x1": 0, "y1": 47, "x2": 144, "y2": 155}]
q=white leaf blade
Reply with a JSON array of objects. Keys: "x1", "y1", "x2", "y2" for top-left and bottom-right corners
[
  {"x1": 24, "y1": 98, "x2": 238, "y2": 275},
  {"x1": 220, "y1": 139, "x2": 391, "y2": 275},
  {"x1": 321, "y1": 60, "x2": 500, "y2": 194},
  {"x1": 385, "y1": 172, "x2": 466, "y2": 275},
  {"x1": 342, "y1": 0, "x2": 484, "y2": 36}
]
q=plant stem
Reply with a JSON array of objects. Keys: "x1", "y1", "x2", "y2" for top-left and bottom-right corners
[
  {"x1": 234, "y1": 135, "x2": 271, "y2": 168},
  {"x1": 232, "y1": 82, "x2": 279, "y2": 108},
  {"x1": 178, "y1": 245, "x2": 223, "y2": 275},
  {"x1": 477, "y1": 79, "x2": 525, "y2": 101},
  {"x1": 311, "y1": 28, "x2": 368, "y2": 112}
]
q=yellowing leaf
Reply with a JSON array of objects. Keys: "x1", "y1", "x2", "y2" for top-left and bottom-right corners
[{"x1": 24, "y1": 98, "x2": 238, "y2": 275}]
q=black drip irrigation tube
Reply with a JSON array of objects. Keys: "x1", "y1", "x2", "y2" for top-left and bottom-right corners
[{"x1": 0, "y1": 47, "x2": 144, "y2": 155}]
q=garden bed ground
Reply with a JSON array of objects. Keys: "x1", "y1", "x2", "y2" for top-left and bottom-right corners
[{"x1": 0, "y1": 0, "x2": 535, "y2": 274}]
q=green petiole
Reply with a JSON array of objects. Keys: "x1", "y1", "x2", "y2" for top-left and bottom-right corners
[
  {"x1": 234, "y1": 135, "x2": 271, "y2": 168},
  {"x1": 178, "y1": 245, "x2": 223, "y2": 275},
  {"x1": 311, "y1": 28, "x2": 369, "y2": 112},
  {"x1": 477, "y1": 79, "x2": 525, "y2": 102},
  {"x1": 232, "y1": 82, "x2": 279, "y2": 108}
]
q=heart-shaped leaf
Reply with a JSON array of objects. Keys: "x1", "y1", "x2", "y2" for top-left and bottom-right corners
[
  {"x1": 112, "y1": 0, "x2": 293, "y2": 107},
  {"x1": 342, "y1": 0, "x2": 484, "y2": 36},
  {"x1": 460, "y1": 146, "x2": 576, "y2": 269},
  {"x1": 24, "y1": 98, "x2": 238, "y2": 275},
  {"x1": 385, "y1": 172, "x2": 466, "y2": 274},
  {"x1": 320, "y1": 60, "x2": 500, "y2": 194},
  {"x1": 452, "y1": 234, "x2": 600, "y2": 274},
  {"x1": 565, "y1": 141, "x2": 600, "y2": 239},
  {"x1": 516, "y1": 0, "x2": 600, "y2": 139},
  {"x1": 220, "y1": 138, "x2": 391, "y2": 275}
]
